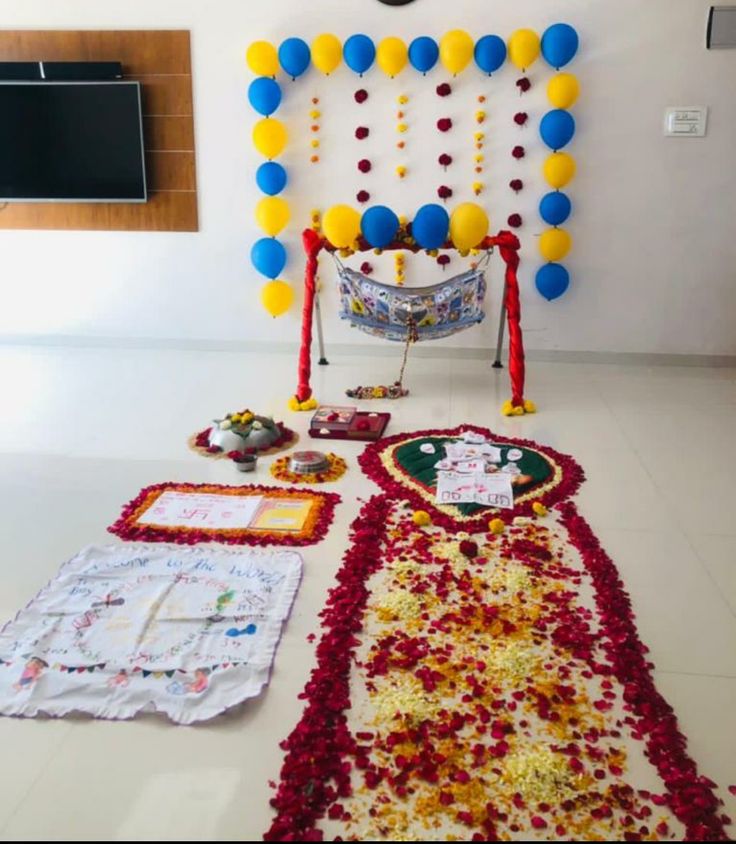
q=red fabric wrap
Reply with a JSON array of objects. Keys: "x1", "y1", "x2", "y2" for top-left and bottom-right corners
[
  {"x1": 293, "y1": 229, "x2": 526, "y2": 408},
  {"x1": 491, "y1": 230, "x2": 526, "y2": 408},
  {"x1": 296, "y1": 229, "x2": 322, "y2": 402}
]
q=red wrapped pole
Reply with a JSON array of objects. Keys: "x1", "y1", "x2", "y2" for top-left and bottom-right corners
[
  {"x1": 490, "y1": 231, "x2": 526, "y2": 408},
  {"x1": 295, "y1": 229, "x2": 322, "y2": 403}
]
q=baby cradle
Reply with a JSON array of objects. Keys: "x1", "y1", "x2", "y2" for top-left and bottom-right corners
[
  {"x1": 337, "y1": 261, "x2": 489, "y2": 343},
  {"x1": 292, "y1": 228, "x2": 529, "y2": 412}
]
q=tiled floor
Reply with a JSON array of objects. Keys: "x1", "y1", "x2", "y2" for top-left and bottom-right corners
[{"x1": 0, "y1": 344, "x2": 734, "y2": 841}]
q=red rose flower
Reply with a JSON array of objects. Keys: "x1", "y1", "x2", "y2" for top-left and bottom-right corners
[
  {"x1": 436, "y1": 83, "x2": 452, "y2": 97},
  {"x1": 438, "y1": 153, "x2": 453, "y2": 169},
  {"x1": 514, "y1": 112, "x2": 529, "y2": 126},
  {"x1": 509, "y1": 178, "x2": 524, "y2": 192},
  {"x1": 437, "y1": 185, "x2": 453, "y2": 201},
  {"x1": 354, "y1": 89, "x2": 368, "y2": 104},
  {"x1": 512, "y1": 145, "x2": 525, "y2": 159},
  {"x1": 516, "y1": 76, "x2": 532, "y2": 93},
  {"x1": 360, "y1": 261, "x2": 373, "y2": 275},
  {"x1": 507, "y1": 213, "x2": 522, "y2": 228},
  {"x1": 357, "y1": 190, "x2": 370, "y2": 203},
  {"x1": 437, "y1": 254, "x2": 450, "y2": 268},
  {"x1": 358, "y1": 159, "x2": 372, "y2": 173},
  {"x1": 437, "y1": 118, "x2": 453, "y2": 132},
  {"x1": 355, "y1": 126, "x2": 369, "y2": 140},
  {"x1": 459, "y1": 539, "x2": 478, "y2": 558}
]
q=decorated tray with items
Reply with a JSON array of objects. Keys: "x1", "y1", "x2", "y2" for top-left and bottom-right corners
[
  {"x1": 190, "y1": 409, "x2": 297, "y2": 463},
  {"x1": 360, "y1": 424, "x2": 582, "y2": 529},
  {"x1": 309, "y1": 407, "x2": 390, "y2": 442}
]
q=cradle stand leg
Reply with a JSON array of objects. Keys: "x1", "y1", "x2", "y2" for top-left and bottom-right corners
[
  {"x1": 315, "y1": 290, "x2": 328, "y2": 365},
  {"x1": 492, "y1": 280, "x2": 507, "y2": 369}
]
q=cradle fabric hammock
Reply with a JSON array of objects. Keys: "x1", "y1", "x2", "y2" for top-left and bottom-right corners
[
  {"x1": 293, "y1": 228, "x2": 528, "y2": 409},
  {"x1": 336, "y1": 262, "x2": 488, "y2": 343}
]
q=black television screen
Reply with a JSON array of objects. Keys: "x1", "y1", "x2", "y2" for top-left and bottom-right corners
[{"x1": 0, "y1": 81, "x2": 147, "y2": 202}]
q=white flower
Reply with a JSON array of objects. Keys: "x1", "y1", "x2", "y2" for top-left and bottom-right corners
[
  {"x1": 219, "y1": 420, "x2": 232, "y2": 430},
  {"x1": 252, "y1": 420, "x2": 263, "y2": 430}
]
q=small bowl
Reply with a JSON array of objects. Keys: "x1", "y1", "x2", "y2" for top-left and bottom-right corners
[{"x1": 234, "y1": 454, "x2": 258, "y2": 472}]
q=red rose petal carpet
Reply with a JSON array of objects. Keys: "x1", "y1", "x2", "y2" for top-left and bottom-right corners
[{"x1": 265, "y1": 427, "x2": 732, "y2": 842}]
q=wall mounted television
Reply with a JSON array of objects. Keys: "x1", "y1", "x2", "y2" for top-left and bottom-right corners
[{"x1": 0, "y1": 81, "x2": 147, "y2": 203}]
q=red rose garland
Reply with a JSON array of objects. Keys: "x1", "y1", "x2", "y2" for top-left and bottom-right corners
[{"x1": 265, "y1": 484, "x2": 732, "y2": 840}]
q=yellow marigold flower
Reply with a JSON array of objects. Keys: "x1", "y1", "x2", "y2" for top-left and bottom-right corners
[
  {"x1": 311, "y1": 139, "x2": 320, "y2": 148},
  {"x1": 397, "y1": 94, "x2": 409, "y2": 104},
  {"x1": 474, "y1": 131, "x2": 485, "y2": 141},
  {"x1": 532, "y1": 501, "x2": 548, "y2": 517},
  {"x1": 488, "y1": 518, "x2": 505, "y2": 535},
  {"x1": 397, "y1": 123, "x2": 408, "y2": 133},
  {"x1": 309, "y1": 109, "x2": 321, "y2": 119},
  {"x1": 475, "y1": 110, "x2": 486, "y2": 123},
  {"x1": 475, "y1": 154, "x2": 484, "y2": 163},
  {"x1": 473, "y1": 182, "x2": 484, "y2": 195},
  {"x1": 412, "y1": 510, "x2": 431, "y2": 526},
  {"x1": 396, "y1": 166, "x2": 407, "y2": 178}
]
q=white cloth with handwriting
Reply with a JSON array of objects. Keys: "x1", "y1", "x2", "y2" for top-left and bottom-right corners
[{"x1": 0, "y1": 544, "x2": 302, "y2": 724}]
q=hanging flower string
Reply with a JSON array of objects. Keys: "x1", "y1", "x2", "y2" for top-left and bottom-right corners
[
  {"x1": 310, "y1": 97, "x2": 320, "y2": 164},
  {"x1": 396, "y1": 94, "x2": 409, "y2": 177},
  {"x1": 472, "y1": 95, "x2": 486, "y2": 196},
  {"x1": 394, "y1": 251, "x2": 405, "y2": 286},
  {"x1": 355, "y1": 89, "x2": 370, "y2": 200}
]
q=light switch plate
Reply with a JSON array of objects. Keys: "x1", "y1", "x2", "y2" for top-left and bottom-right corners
[{"x1": 664, "y1": 106, "x2": 708, "y2": 137}]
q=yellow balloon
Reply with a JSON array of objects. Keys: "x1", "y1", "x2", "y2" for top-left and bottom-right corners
[
  {"x1": 253, "y1": 118, "x2": 287, "y2": 159},
  {"x1": 508, "y1": 28, "x2": 540, "y2": 70},
  {"x1": 323, "y1": 204, "x2": 361, "y2": 249},
  {"x1": 255, "y1": 196, "x2": 290, "y2": 236},
  {"x1": 450, "y1": 203, "x2": 489, "y2": 251},
  {"x1": 261, "y1": 280, "x2": 294, "y2": 317},
  {"x1": 439, "y1": 30, "x2": 474, "y2": 75},
  {"x1": 543, "y1": 152, "x2": 576, "y2": 188},
  {"x1": 312, "y1": 33, "x2": 342, "y2": 75},
  {"x1": 547, "y1": 72, "x2": 580, "y2": 109},
  {"x1": 246, "y1": 41, "x2": 279, "y2": 77},
  {"x1": 377, "y1": 36, "x2": 408, "y2": 78},
  {"x1": 539, "y1": 228, "x2": 572, "y2": 262}
]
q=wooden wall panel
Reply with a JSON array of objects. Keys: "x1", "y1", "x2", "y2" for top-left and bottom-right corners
[
  {"x1": 0, "y1": 30, "x2": 198, "y2": 232},
  {"x1": 143, "y1": 116, "x2": 195, "y2": 151}
]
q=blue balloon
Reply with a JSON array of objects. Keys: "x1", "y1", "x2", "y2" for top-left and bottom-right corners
[
  {"x1": 408, "y1": 36, "x2": 439, "y2": 74},
  {"x1": 361, "y1": 206, "x2": 399, "y2": 249},
  {"x1": 278, "y1": 37, "x2": 311, "y2": 78},
  {"x1": 474, "y1": 35, "x2": 507, "y2": 75},
  {"x1": 539, "y1": 192, "x2": 571, "y2": 226},
  {"x1": 540, "y1": 109, "x2": 576, "y2": 150},
  {"x1": 251, "y1": 237, "x2": 287, "y2": 279},
  {"x1": 344, "y1": 34, "x2": 376, "y2": 75},
  {"x1": 248, "y1": 77, "x2": 282, "y2": 116},
  {"x1": 536, "y1": 263, "x2": 570, "y2": 301},
  {"x1": 413, "y1": 204, "x2": 450, "y2": 250},
  {"x1": 541, "y1": 23, "x2": 579, "y2": 69},
  {"x1": 256, "y1": 162, "x2": 287, "y2": 196}
]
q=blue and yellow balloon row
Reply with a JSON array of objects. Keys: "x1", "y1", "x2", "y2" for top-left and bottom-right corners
[
  {"x1": 536, "y1": 65, "x2": 580, "y2": 300},
  {"x1": 246, "y1": 24, "x2": 578, "y2": 80},
  {"x1": 247, "y1": 74, "x2": 294, "y2": 317},
  {"x1": 321, "y1": 202, "x2": 489, "y2": 253}
]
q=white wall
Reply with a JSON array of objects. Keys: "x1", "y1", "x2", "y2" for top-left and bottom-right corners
[{"x1": 0, "y1": 0, "x2": 734, "y2": 357}]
